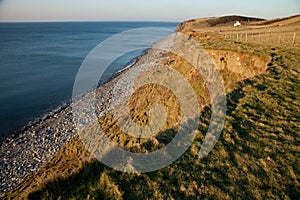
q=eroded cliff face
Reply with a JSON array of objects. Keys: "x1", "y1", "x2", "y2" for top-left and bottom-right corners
[
  {"x1": 163, "y1": 32, "x2": 268, "y2": 93},
  {"x1": 175, "y1": 19, "x2": 196, "y2": 32},
  {"x1": 206, "y1": 49, "x2": 267, "y2": 89},
  {"x1": 174, "y1": 18, "x2": 269, "y2": 91},
  {"x1": 206, "y1": 50, "x2": 266, "y2": 75}
]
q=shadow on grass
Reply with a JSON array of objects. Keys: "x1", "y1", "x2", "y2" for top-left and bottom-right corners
[
  {"x1": 27, "y1": 78, "x2": 250, "y2": 199},
  {"x1": 27, "y1": 63, "x2": 299, "y2": 199}
]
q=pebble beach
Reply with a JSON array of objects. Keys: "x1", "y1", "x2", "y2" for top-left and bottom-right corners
[{"x1": 0, "y1": 47, "x2": 168, "y2": 193}]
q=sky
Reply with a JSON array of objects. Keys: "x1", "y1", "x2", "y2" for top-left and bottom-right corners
[{"x1": 0, "y1": 0, "x2": 299, "y2": 22}]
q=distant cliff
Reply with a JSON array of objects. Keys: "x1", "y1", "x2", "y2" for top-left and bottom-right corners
[{"x1": 176, "y1": 15, "x2": 265, "y2": 32}]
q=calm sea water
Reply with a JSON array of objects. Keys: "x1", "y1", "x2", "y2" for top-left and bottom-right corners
[{"x1": 0, "y1": 22, "x2": 177, "y2": 138}]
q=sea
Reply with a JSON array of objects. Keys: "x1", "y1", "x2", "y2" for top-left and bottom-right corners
[{"x1": 0, "y1": 22, "x2": 177, "y2": 139}]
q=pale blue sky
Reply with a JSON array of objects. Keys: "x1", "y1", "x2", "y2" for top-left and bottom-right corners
[{"x1": 0, "y1": 0, "x2": 299, "y2": 22}]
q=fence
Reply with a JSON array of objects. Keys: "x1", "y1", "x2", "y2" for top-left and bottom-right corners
[{"x1": 223, "y1": 30, "x2": 299, "y2": 47}]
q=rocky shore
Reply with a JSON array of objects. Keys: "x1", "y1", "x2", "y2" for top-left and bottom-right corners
[{"x1": 0, "y1": 46, "x2": 168, "y2": 193}]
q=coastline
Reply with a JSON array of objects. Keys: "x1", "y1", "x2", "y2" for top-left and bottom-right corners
[
  {"x1": 0, "y1": 43, "x2": 167, "y2": 193},
  {"x1": 1, "y1": 49, "x2": 147, "y2": 144},
  {"x1": 2, "y1": 15, "x2": 299, "y2": 199}
]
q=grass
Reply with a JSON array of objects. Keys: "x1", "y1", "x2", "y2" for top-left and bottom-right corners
[
  {"x1": 3, "y1": 19, "x2": 300, "y2": 200},
  {"x1": 181, "y1": 15, "x2": 300, "y2": 47}
]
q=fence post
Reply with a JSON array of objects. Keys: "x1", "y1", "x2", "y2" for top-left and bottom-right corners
[{"x1": 292, "y1": 32, "x2": 296, "y2": 46}]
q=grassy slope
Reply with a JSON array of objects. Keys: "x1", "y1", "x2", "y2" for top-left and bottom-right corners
[
  {"x1": 3, "y1": 16, "x2": 300, "y2": 200},
  {"x1": 176, "y1": 15, "x2": 265, "y2": 32}
]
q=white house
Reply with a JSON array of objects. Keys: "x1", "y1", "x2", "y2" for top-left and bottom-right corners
[{"x1": 234, "y1": 21, "x2": 241, "y2": 27}]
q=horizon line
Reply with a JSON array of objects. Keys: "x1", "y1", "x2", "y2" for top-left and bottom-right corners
[
  {"x1": 0, "y1": 14, "x2": 298, "y2": 23},
  {"x1": 0, "y1": 19, "x2": 181, "y2": 23},
  {"x1": 0, "y1": 19, "x2": 182, "y2": 23}
]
